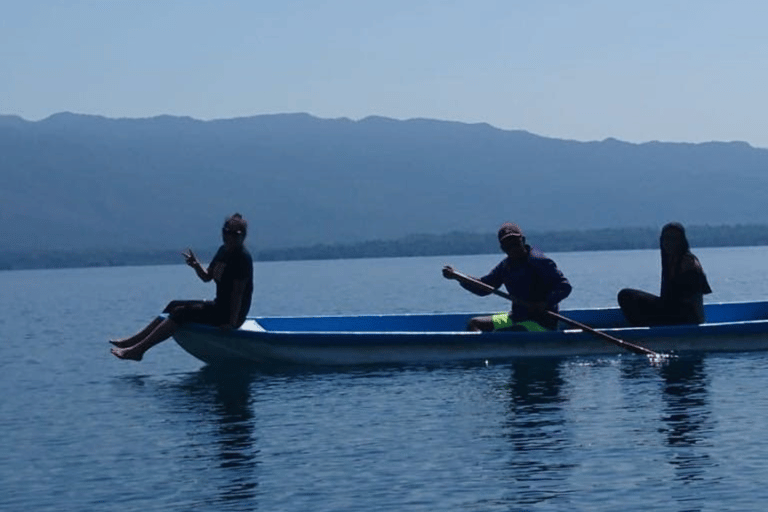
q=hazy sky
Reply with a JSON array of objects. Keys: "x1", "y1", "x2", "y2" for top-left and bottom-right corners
[{"x1": 4, "y1": 0, "x2": 768, "y2": 147}]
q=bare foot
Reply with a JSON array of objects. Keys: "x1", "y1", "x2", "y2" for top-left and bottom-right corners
[
  {"x1": 109, "y1": 339, "x2": 135, "y2": 348},
  {"x1": 111, "y1": 347, "x2": 143, "y2": 361}
]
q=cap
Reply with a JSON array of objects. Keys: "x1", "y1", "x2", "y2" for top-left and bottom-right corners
[{"x1": 498, "y1": 222, "x2": 524, "y2": 241}]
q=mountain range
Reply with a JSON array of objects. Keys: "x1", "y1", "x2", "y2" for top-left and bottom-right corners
[{"x1": 2, "y1": 112, "x2": 767, "y2": 255}]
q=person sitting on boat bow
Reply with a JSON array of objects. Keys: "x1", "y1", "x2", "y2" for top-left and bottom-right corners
[
  {"x1": 618, "y1": 222, "x2": 712, "y2": 326},
  {"x1": 110, "y1": 213, "x2": 254, "y2": 361},
  {"x1": 443, "y1": 222, "x2": 572, "y2": 332}
]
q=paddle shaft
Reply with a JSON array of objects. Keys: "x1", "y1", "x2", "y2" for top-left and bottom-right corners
[{"x1": 447, "y1": 269, "x2": 660, "y2": 357}]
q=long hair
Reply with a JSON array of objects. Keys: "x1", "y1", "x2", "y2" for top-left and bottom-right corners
[
  {"x1": 660, "y1": 222, "x2": 689, "y2": 297},
  {"x1": 659, "y1": 222, "x2": 712, "y2": 298},
  {"x1": 660, "y1": 222, "x2": 690, "y2": 256}
]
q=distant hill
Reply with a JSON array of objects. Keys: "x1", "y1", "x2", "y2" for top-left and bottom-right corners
[{"x1": 2, "y1": 112, "x2": 767, "y2": 255}]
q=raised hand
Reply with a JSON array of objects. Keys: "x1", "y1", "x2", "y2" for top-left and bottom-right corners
[{"x1": 182, "y1": 248, "x2": 198, "y2": 267}]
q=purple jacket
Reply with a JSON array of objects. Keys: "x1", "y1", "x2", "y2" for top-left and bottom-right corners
[{"x1": 465, "y1": 246, "x2": 572, "y2": 326}]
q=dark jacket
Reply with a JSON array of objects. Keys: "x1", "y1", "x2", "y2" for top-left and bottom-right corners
[{"x1": 467, "y1": 246, "x2": 572, "y2": 328}]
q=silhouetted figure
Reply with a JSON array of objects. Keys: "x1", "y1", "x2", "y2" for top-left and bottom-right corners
[
  {"x1": 111, "y1": 213, "x2": 253, "y2": 361},
  {"x1": 618, "y1": 222, "x2": 711, "y2": 326},
  {"x1": 443, "y1": 222, "x2": 571, "y2": 331}
]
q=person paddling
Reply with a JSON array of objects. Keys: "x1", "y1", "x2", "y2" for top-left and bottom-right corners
[{"x1": 443, "y1": 222, "x2": 572, "y2": 332}]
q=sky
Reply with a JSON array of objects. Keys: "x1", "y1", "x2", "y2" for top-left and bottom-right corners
[{"x1": 3, "y1": 0, "x2": 768, "y2": 147}]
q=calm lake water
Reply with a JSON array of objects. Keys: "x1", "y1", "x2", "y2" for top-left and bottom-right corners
[{"x1": 3, "y1": 247, "x2": 768, "y2": 511}]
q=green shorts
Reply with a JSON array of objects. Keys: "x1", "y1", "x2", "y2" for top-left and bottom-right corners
[{"x1": 491, "y1": 312, "x2": 548, "y2": 332}]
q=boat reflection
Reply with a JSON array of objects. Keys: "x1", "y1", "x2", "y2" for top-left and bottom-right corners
[
  {"x1": 169, "y1": 366, "x2": 261, "y2": 508},
  {"x1": 500, "y1": 359, "x2": 575, "y2": 505},
  {"x1": 658, "y1": 358, "x2": 712, "y2": 483}
]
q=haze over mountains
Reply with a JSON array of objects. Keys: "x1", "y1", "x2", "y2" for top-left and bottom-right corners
[{"x1": 2, "y1": 112, "x2": 767, "y2": 256}]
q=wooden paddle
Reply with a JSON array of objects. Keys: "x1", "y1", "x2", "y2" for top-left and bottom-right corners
[{"x1": 445, "y1": 268, "x2": 662, "y2": 358}]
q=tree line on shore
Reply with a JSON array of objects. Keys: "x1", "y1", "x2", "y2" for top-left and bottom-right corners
[
  {"x1": 4, "y1": 224, "x2": 768, "y2": 271},
  {"x1": 256, "y1": 224, "x2": 768, "y2": 260}
]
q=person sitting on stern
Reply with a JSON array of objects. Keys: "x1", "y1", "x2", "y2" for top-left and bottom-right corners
[
  {"x1": 443, "y1": 222, "x2": 572, "y2": 332},
  {"x1": 110, "y1": 213, "x2": 254, "y2": 361},
  {"x1": 618, "y1": 222, "x2": 712, "y2": 326}
]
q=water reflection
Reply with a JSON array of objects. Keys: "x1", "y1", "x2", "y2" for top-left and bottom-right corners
[
  {"x1": 501, "y1": 359, "x2": 574, "y2": 506},
  {"x1": 163, "y1": 366, "x2": 261, "y2": 509},
  {"x1": 507, "y1": 359, "x2": 566, "y2": 410},
  {"x1": 658, "y1": 358, "x2": 712, "y2": 484}
]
